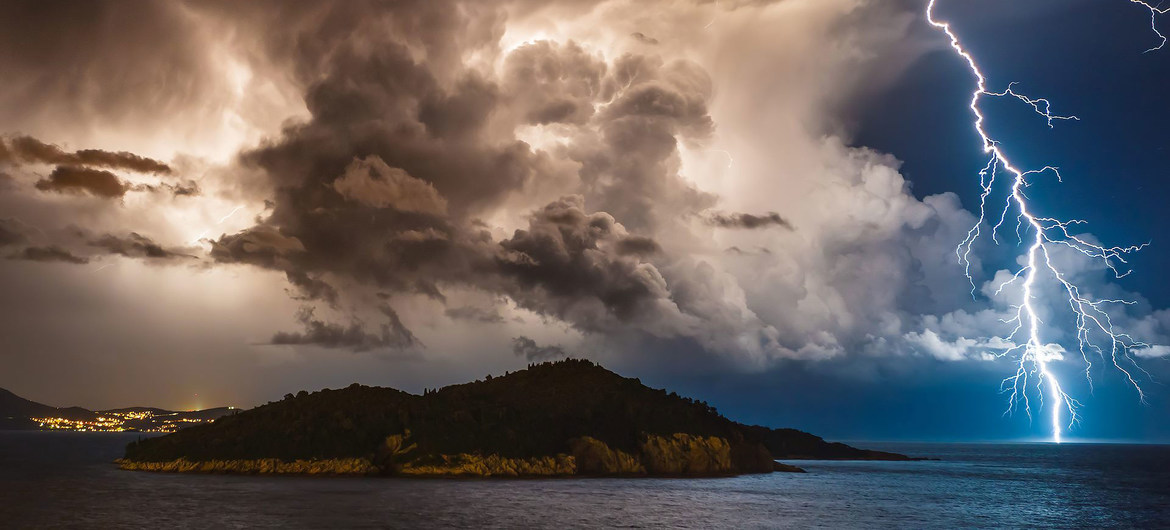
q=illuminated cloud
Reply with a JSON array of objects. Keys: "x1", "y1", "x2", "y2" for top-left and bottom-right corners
[
  {"x1": 332, "y1": 156, "x2": 448, "y2": 215},
  {"x1": 0, "y1": 0, "x2": 1166, "y2": 430}
]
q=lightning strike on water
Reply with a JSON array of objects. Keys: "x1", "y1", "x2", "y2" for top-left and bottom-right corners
[{"x1": 927, "y1": 0, "x2": 1162, "y2": 442}]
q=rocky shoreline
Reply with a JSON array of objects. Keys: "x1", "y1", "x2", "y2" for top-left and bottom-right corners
[{"x1": 119, "y1": 433, "x2": 808, "y2": 477}]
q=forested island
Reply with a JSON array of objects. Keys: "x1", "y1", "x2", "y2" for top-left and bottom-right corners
[{"x1": 119, "y1": 359, "x2": 910, "y2": 477}]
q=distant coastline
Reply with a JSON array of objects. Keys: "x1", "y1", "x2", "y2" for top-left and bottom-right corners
[{"x1": 0, "y1": 387, "x2": 233, "y2": 434}]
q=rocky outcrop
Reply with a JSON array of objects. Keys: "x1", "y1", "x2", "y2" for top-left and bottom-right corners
[
  {"x1": 396, "y1": 454, "x2": 577, "y2": 477},
  {"x1": 639, "y1": 434, "x2": 734, "y2": 475},
  {"x1": 377, "y1": 433, "x2": 776, "y2": 477},
  {"x1": 569, "y1": 436, "x2": 646, "y2": 475}
]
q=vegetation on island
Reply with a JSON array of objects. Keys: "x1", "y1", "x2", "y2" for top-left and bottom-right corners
[{"x1": 120, "y1": 359, "x2": 909, "y2": 477}]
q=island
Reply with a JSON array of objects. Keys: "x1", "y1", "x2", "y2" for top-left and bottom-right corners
[{"x1": 119, "y1": 359, "x2": 911, "y2": 477}]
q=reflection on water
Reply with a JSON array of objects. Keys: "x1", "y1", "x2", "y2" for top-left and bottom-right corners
[{"x1": 2, "y1": 432, "x2": 1168, "y2": 528}]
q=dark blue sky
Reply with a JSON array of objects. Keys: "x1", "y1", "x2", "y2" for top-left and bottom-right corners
[
  {"x1": 854, "y1": 0, "x2": 1170, "y2": 305},
  {"x1": 680, "y1": 0, "x2": 1170, "y2": 443}
]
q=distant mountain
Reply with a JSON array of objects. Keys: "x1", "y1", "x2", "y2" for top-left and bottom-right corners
[
  {"x1": 101, "y1": 407, "x2": 172, "y2": 415},
  {"x1": 0, "y1": 388, "x2": 94, "y2": 427},
  {"x1": 121, "y1": 359, "x2": 911, "y2": 477},
  {"x1": 0, "y1": 388, "x2": 232, "y2": 432}
]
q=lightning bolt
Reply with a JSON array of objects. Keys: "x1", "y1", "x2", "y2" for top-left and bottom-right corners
[
  {"x1": 927, "y1": 0, "x2": 1160, "y2": 443},
  {"x1": 1130, "y1": 0, "x2": 1170, "y2": 52},
  {"x1": 218, "y1": 205, "x2": 244, "y2": 224},
  {"x1": 189, "y1": 206, "x2": 246, "y2": 245}
]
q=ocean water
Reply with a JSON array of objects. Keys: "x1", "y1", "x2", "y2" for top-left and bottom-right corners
[{"x1": 2, "y1": 432, "x2": 1169, "y2": 528}]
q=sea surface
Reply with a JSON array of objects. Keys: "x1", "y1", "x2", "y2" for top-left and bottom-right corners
[{"x1": 2, "y1": 432, "x2": 1169, "y2": 528}]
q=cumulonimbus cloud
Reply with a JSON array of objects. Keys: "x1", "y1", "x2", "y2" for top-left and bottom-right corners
[{"x1": 3, "y1": 0, "x2": 1166, "y2": 378}]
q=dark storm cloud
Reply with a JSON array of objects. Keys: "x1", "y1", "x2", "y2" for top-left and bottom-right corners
[
  {"x1": 511, "y1": 335, "x2": 569, "y2": 361},
  {"x1": 445, "y1": 305, "x2": 506, "y2": 323},
  {"x1": 725, "y1": 246, "x2": 772, "y2": 255},
  {"x1": 0, "y1": 218, "x2": 29, "y2": 247},
  {"x1": 210, "y1": 225, "x2": 305, "y2": 263},
  {"x1": 0, "y1": 0, "x2": 789, "y2": 360},
  {"x1": 200, "y1": 2, "x2": 524, "y2": 310},
  {"x1": 89, "y1": 233, "x2": 197, "y2": 260},
  {"x1": 12, "y1": 245, "x2": 89, "y2": 265},
  {"x1": 0, "y1": 135, "x2": 186, "y2": 201},
  {"x1": 630, "y1": 32, "x2": 659, "y2": 45},
  {"x1": 35, "y1": 166, "x2": 128, "y2": 199},
  {"x1": 131, "y1": 181, "x2": 202, "y2": 198},
  {"x1": 184, "y1": 3, "x2": 730, "y2": 350},
  {"x1": 284, "y1": 270, "x2": 340, "y2": 306},
  {"x1": 615, "y1": 236, "x2": 661, "y2": 256},
  {"x1": 270, "y1": 305, "x2": 419, "y2": 352},
  {"x1": 1, "y1": 136, "x2": 172, "y2": 175},
  {"x1": 498, "y1": 196, "x2": 670, "y2": 328},
  {"x1": 706, "y1": 211, "x2": 793, "y2": 229},
  {"x1": 169, "y1": 181, "x2": 201, "y2": 197}
]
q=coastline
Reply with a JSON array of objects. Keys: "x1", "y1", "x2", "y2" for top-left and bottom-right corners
[{"x1": 117, "y1": 433, "x2": 809, "y2": 477}]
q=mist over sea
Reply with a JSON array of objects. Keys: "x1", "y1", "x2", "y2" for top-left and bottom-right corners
[{"x1": 3, "y1": 432, "x2": 1168, "y2": 528}]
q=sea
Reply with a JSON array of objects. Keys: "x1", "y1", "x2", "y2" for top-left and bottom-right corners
[{"x1": 2, "y1": 432, "x2": 1169, "y2": 529}]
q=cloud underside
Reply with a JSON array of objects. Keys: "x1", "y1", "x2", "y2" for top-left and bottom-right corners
[{"x1": 2, "y1": 0, "x2": 1163, "y2": 374}]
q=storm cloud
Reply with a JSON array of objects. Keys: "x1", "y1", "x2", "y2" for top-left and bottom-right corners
[
  {"x1": 2, "y1": 0, "x2": 1167, "y2": 430},
  {"x1": 271, "y1": 305, "x2": 419, "y2": 352},
  {"x1": 512, "y1": 336, "x2": 569, "y2": 361},
  {"x1": 35, "y1": 166, "x2": 128, "y2": 199},
  {"x1": 89, "y1": 233, "x2": 197, "y2": 261},
  {"x1": 705, "y1": 211, "x2": 794, "y2": 230},
  {"x1": 12, "y1": 245, "x2": 89, "y2": 265},
  {"x1": 2, "y1": 135, "x2": 172, "y2": 175}
]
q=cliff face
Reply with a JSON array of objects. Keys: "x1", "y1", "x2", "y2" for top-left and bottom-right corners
[
  {"x1": 569, "y1": 436, "x2": 646, "y2": 475},
  {"x1": 640, "y1": 434, "x2": 733, "y2": 475},
  {"x1": 385, "y1": 433, "x2": 768, "y2": 477},
  {"x1": 121, "y1": 359, "x2": 905, "y2": 477}
]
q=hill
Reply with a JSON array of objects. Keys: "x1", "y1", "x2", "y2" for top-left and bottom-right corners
[
  {"x1": 121, "y1": 359, "x2": 909, "y2": 477},
  {"x1": 0, "y1": 388, "x2": 95, "y2": 429}
]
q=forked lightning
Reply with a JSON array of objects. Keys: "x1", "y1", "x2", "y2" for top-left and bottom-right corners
[{"x1": 926, "y1": 0, "x2": 1164, "y2": 442}]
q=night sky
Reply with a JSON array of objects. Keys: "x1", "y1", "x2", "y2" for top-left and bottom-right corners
[{"x1": 1, "y1": 0, "x2": 1168, "y2": 443}]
